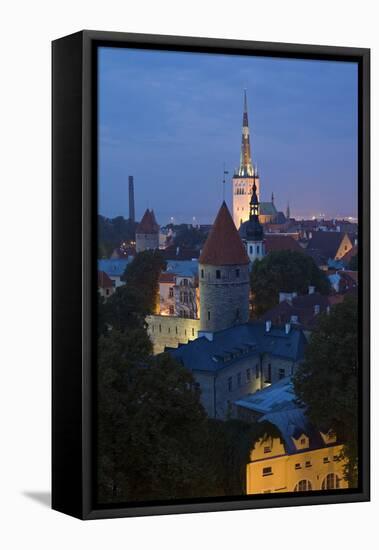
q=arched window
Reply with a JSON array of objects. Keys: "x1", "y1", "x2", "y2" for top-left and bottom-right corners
[
  {"x1": 321, "y1": 473, "x2": 341, "y2": 490},
  {"x1": 294, "y1": 480, "x2": 312, "y2": 492}
]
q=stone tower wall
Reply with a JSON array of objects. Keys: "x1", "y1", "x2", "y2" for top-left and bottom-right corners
[
  {"x1": 136, "y1": 232, "x2": 159, "y2": 253},
  {"x1": 199, "y1": 263, "x2": 250, "y2": 332}
]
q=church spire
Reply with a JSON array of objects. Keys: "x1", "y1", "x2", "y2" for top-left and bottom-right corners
[
  {"x1": 246, "y1": 177, "x2": 263, "y2": 242},
  {"x1": 237, "y1": 90, "x2": 254, "y2": 177}
]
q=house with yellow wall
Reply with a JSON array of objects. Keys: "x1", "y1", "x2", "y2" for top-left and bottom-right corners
[{"x1": 235, "y1": 377, "x2": 348, "y2": 494}]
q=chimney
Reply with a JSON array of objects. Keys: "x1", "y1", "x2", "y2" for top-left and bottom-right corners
[
  {"x1": 308, "y1": 285, "x2": 315, "y2": 295},
  {"x1": 128, "y1": 176, "x2": 135, "y2": 223},
  {"x1": 285, "y1": 323, "x2": 291, "y2": 334},
  {"x1": 265, "y1": 320, "x2": 272, "y2": 332},
  {"x1": 279, "y1": 292, "x2": 296, "y2": 304}
]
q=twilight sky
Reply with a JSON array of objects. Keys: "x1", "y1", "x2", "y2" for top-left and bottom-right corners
[{"x1": 98, "y1": 46, "x2": 358, "y2": 224}]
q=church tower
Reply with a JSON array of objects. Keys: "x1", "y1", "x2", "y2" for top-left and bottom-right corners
[
  {"x1": 245, "y1": 179, "x2": 265, "y2": 265},
  {"x1": 199, "y1": 202, "x2": 250, "y2": 334},
  {"x1": 232, "y1": 91, "x2": 260, "y2": 229}
]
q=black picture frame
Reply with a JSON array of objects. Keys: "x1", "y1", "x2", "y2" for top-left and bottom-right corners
[{"x1": 52, "y1": 30, "x2": 370, "y2": 520}]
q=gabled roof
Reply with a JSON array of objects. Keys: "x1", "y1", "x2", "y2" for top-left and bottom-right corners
[
  {"x1": 98, "y1": 270, "x2": 113, "y2": 289},
  {"x1": 307, "y1": 231, "x2": 351, "y2": 260},
  {"x1": 260, "y1": 293, "x2": 330, "y2": 330},
  {"x1": 136, "y1": 209, "x2": 159, "y2": 234},
  {"x1": 169, "y1": 322, "x2": 306, "y2": 373},
  {"x1": 260, "y1": 202, "x2": 277, "y2": 216},
  {"x1": 199, "y1": 202, "x2": 249, "y2": 266},
  {"x1": 264, "y1": 235, "x2": 304, "y2": 253}
]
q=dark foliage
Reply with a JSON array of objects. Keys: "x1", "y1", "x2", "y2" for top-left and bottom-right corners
[
  {"x1": 98, "y1": 215, "x2": 137, "y2": 258},
  {"x1": 293, "y1": 296, "x2": 359, "y2": 486},
  {"x1": 250, "y1": 250, "x2": 330, "y2": 316}
]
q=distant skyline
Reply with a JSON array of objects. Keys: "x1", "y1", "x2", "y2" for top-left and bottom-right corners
[{"x1": 98, "y1": 47, "x2": 358, "y2": 224}]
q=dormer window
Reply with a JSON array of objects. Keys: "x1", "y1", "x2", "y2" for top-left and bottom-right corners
[
  {"x1": 320, "y1": 429, "x2": 337, "y2": 445},
  {"x1": 292, "y1": 433, "x2": 309, "y2": 450}
]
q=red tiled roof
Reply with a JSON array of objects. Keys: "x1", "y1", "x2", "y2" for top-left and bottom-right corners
[
  {"x1": 136, "y1": 209, "x2": 159, "y2": 234},
  {"x1": 265, "y1": 235, "x2": 304, "y2": 253},
  {"x1": 159, "y1": 272, "x2": 176, "y2": 283},
  {"x1": 199, "y1": 202, "x2": 249, "y2": 266},
  {"x1": 98, "y1": 270, "x2": 113, "y2": 288}
]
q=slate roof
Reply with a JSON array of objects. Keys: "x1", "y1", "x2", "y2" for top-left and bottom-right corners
[
  {"x1": 136, "y1": 209, "x2": 159, "y2": 234},
  {"x1": 169, "y1": 322, "x2": 306, "y2": 373},
  {"x1": 235, "y1": 378, "x2": 330, "y2": 455},
  {"x1": 199, "y1": 202, "x2": 249, "y2": 266},
  {"x1": 165, "y1": 259, "x2": 199, "y2": 277},
  {"x1": 235, "y1": 376, "x2": 297, "y2": 414},
  {"x1": 98, "y1": 258, "x2": 134, "y2": 277}
]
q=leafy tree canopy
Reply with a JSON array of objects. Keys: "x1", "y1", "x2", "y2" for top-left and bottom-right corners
[
  {"x1": 348, "y1": 253, "x2": 358, "y2": 271},
  {"x1": 293, "y1": 296, "x2": 359, "y2": 486},
  {"x1": 98, "y1": 215, "x2": 137, "y2": 258},
  {"x1": 97, "y1": 332, "x2": 212, "y2": 503},
  {"x1": 250, "y1": 250, "x2": 330, "y2": 316},
  {"x1": 173, "y1": 225, "x2": 208, "y2": 249}
]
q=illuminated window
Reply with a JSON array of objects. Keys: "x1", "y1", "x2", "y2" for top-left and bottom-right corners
[
  {"x1": 322, "y1": 473, "x2": 341, "y2": 490},
  {"x1": 294, "y1": 480, "x2": 312, "y2": 492},
  {"x1": 262, "y1": 467, "x2": 272, "y2": 477}
]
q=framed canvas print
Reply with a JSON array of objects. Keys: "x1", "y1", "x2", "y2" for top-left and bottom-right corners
[{"x1": 52, "y1": 30, "x2": 370, "y2": 519}]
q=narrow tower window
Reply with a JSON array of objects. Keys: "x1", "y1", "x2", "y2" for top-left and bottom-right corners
[
  {"x1": 207, "y1": 310, "x2": 211, "y2": 321},
  {"x1": 216, "y1": 270, "x2": 221, "y2": 279}
]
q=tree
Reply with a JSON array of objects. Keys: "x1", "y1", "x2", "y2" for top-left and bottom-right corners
[
  {"x1": 348, "y1": 253, "x2": 358, "y2": 271},
  {"x1": 98, "y1": 215, "x2": 137, "y2": 258},
  {"x1": 173, "y1": 225, "x2": 208, "y2": 249},
  {"x1": 97, "y1": 332, "x2": 214, "y2": 503},
  {"x1": 250, "y1": 250, "x2": 330, "y2": 316},
  {"x1": 293, "y1": 296, "x2": 358, "y2": 486},
  {"x1": 122, "y1": 250, "x2": 166, "y2": 314}
]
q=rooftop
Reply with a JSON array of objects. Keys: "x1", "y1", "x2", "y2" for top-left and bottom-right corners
[
  {"x1": 169, "y1": 322, "x2": 306, "y2": 373},
  {"x1": 199, "y1": 202, "x2": 249, "y2": 266},
  {"x1": 136, "y1": 209, "x2": 159, "y2": 235},
  {"x1": 98, "y1": 257, "x2": 134, "y2": 277}
]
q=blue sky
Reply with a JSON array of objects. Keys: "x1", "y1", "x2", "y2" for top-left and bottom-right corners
[{"x1": 98, "y1": 47, "x2": 358, "y2": 224}]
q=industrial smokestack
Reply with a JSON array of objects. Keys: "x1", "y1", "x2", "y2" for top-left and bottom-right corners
[{"x1": 128, "y1": 176, "x2": 135, "y2": 222}]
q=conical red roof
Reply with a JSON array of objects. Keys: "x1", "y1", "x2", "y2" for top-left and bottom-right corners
[
  {"x1": 199, "y1": 202, "x2": 249, "y2": 266},
  {"x1": 136, "y1": 209, "x2": 159, "y2": 234}
]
